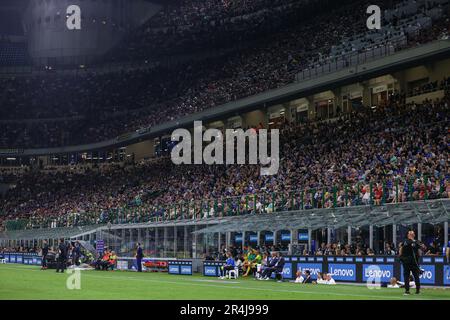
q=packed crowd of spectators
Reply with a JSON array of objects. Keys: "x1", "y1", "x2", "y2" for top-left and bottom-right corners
[
  {"x1": 0, "y1": 0, "x2": 448, "y2": 148},
  {"x1": 0, "y1": 91, "x2": 448, "y2": 230}
]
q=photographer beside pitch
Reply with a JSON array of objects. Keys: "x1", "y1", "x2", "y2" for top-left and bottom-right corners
[{"x1": 399, "y1": 231, "x2": 425, "y2": 295}]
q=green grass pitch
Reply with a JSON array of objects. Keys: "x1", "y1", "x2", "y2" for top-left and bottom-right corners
[{"x1": 1, "y1": 264, "x2": 449, "y2": 300}]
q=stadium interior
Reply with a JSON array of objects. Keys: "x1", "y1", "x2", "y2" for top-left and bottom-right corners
[{"x1": 0, "y1": 0, "x2": 449, "y2": 298}]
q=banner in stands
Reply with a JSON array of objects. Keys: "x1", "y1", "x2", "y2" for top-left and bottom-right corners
[
  {"x1": 281, "y1": 232, "x2": 291, "y2": 241},
  {"x1": 265, "y1": 233, "x2": 274, "y2": 242},
  {"x1": 298, "y1": 232, "x2": 309, "y2": 241}
]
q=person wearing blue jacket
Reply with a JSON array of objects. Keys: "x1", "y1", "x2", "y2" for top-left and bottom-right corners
[{"x1": 219, "y1": 252, "x2": 236, "y2": 279}]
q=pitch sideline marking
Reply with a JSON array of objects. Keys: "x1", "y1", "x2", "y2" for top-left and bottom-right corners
[
  {"x1": 0, "y1": 265, "x2": 446, "y2": 300},
  {"x1": 80, "y1": 272, "x2": 437, "y2": 300}
]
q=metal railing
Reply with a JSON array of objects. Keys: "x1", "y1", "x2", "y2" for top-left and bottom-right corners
[{"x1": 11, "y1": 174, "x2": 449, "y2": 230}]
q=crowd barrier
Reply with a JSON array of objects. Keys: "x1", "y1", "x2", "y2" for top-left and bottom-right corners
[
  {"x1": 115, "y1": 257, "x2": 175, "y2": 272},
  {"x1": 3, "y1": 253, "x2": 448, "y2": 286},
  {"x1": 168, "y1": 260, "x2": 193, "y2": 275},
  {"x1": 203, "y1": 256, "x2": 450, "y2": 286},
  {"x1": 2, "y1": 252, "x2": 42, "y2": 266}
]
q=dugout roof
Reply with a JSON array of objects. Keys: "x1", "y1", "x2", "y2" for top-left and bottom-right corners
[{"x1": 194, "y1": 199, "x2": 450, "y2": 234}]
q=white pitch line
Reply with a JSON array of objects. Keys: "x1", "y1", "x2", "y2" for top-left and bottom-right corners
[
  {"x1": 0, "y1": 265, "x2": 447, "y2": 300},
  {"x1": 80, "y1": 273, "x2": 436, "y2": 300}
]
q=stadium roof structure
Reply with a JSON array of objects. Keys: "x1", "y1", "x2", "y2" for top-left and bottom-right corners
[
  {"x1": 1, "y1": 199, "x2": 449, "y2": 241},
  {"x1": 193, "y1": 199, "x2": 450, "y2": 234},
  {"x1": 0, "y1": 224, "x2": 102, "y2": 240}
]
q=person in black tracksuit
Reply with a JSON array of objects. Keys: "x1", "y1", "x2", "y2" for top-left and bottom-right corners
[
  {"x1": 399, "y1": 230, "x2": 424, "y2": 295},
  {"x1": 72, "y1": 241, "x2": 81, "y2": 266},
  {"x1": 56, "y1": 239, "x2": 68, "y2": 273},
  {"x1": 41, "y1": 240, "x2": 49, "y2": 269}
]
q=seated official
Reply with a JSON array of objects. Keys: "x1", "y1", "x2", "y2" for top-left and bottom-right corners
[
  {"x1": 219, "y1": 253, "x2": 236, "y2": 279},
  {"x1": 316, "y1": 273, "x2": 336, "y2": 285},
  {"x1": 394, "y1": 275, "x2": 416, "y2": 289},
  {"x1": 387, "y1": 277, "x2": 401, "y2": 288},
  {"x1": 255, "y1": 252, "x2": 270, "y2": 280},
  {"x1": 295, "y1": 270, "x2": 313, "y2": 284},
  {"x1": 259, "y1": 252, "x2": 278, "y2": 280},
  {"x1": 274, "y1": 252, "x2": 285, "y2": 282}
]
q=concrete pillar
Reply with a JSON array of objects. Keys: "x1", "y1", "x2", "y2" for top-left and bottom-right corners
[
  {"x1": 308, "y1": 229, "x2": 312, "y2": 252},
  {"x1": 273, "y1": 230, "x2": 277, "y2": 246},
  {"x1": 242, "y1": 231, "x2": 246, "y2": 250},
  {"x1": 393, "y1": 224, "x2": 397, "y2": 247},
  {"x1": 184, "y1": 225, "x2": 188, "y2": 258},
  {"x1": 417, "y1": 223, "x2": 422, "y2": 241},
  {"x1": 291, "y1": 229, "x2": 297, "y2": 246},
  {"x1": 444, "y1": 221, "x2": 448, "y2": 248},
  {"x1": 444, "y1": 222, "x2": 448, "y2": 250},
  {"x1": 145, "y1": 229, "x2": 150, "y2": 255},
  {"x1": 369, "y1": 225, "x2": 374, "y2": 250},
  {"x1": 129, "y1": 229, "x2": 133, "y2": 250},
  {"x1": 327, "y1": 228, "x2": 332, "y2": 243},
  {"x1": 218, "y1": 232, "x2": 221, "y2": 252},
  {"x1": 174, "y1": 226, "x2": 177, "y2": 258},
  {"x1": 347, "y1": 226, "x2": 352, "y2": 245},
  {"x1": 163, "y1": 227, "x2": 168, "y2": 257},
  {"x1": 155, "y1": 227, "x2": 159, "y2": 257},
  {"x1": 193, "y1": 225, "x2": 198, "y2": 258},
  {"x1": 226, "y1": 232, "x2": 231, "y2": 247},
  {"x1": 137, "y1": 228, "x2": 142, "y2": 246},
  {"x1": 257, "y1": 231, "x2": 261, "y2": 247}
]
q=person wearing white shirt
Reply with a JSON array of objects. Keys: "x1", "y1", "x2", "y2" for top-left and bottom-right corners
[
  {"x1": 325, "y1": 273, "x2": 336, "y2": 285},
  {"x1": 316, "y1": 272, "x2": 336, "y2": 285}
]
